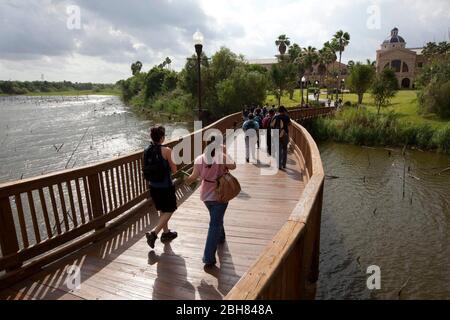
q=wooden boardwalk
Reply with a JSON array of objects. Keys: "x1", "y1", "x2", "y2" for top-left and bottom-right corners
[{"x1": 0, "y1": 132, "x2": 306, "y2": 300}]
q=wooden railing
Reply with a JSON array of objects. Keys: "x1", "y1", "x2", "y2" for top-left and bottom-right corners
[
  {"x1": 0, "y1": 106, "x2": 334, "y2": 293},
  {"x1": 225, "y1": 110, "x2": 332, "y2": 300},
  {"x1": 0, "y1": 112, "x2": 241, "y2": 287}
]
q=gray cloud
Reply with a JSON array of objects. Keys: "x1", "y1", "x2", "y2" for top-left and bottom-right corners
[
  {"x1": 0, "y1": 0, "x2": 448, "y2": 83},
  {"x1": 0, "y1": 0, "x2": 76, "y2": 59},
  {"x1": 0, "y1": 0, "x2": 223, "y2": 63}
]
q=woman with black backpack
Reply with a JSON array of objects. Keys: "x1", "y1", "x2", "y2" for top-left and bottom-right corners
[{"x1": 144, "y1": 126, "x2": 178, "y2": 249}]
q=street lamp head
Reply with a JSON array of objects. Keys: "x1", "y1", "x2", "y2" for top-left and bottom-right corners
[
  {"x1": 193, "y1": 30, "x2": 204, "y2": 56},
  {"x1": 193, "y1": 30, "x2": 204, "y2": 46},
  {"x1": 301, "y1": 76, "x2": 306, "y2": 82}
]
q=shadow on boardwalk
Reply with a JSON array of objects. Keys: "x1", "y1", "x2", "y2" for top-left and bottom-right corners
[{"x1": 0, "y1": 133, "x2": 306, "y2": 300}]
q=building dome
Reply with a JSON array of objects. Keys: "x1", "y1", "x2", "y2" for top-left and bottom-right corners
[{"x1": 383, "y1": 27, "x2": 405, "y2": 44}]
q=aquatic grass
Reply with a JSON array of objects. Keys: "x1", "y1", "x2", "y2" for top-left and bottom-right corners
[
  {"x1": 310, "y1": 107, "x2": 450, "y2": 153},
  {"x1": 433, "y1": 124, "x2": 450, "y2": 153}
]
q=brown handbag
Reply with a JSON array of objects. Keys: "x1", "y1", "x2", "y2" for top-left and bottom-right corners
[{"x1": 215, "y1": 171, "x2": 241, "y2": 203}]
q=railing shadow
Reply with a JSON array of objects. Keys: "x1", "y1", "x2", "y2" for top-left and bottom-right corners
[{"x1": 0, "y1": 183, "x2": 198, "y2": 300}]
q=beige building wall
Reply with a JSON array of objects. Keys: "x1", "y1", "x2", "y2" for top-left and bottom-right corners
[{"x1": 375, "y1": 28, "x2": 426, "y2": 89}]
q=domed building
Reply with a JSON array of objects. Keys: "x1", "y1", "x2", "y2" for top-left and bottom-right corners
[{"x1": 376, "y1": 27, "x2": 426, "y2": 89}]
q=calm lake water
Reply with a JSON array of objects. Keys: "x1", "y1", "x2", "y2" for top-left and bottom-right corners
[
  {"x1": 0, "y1": 96, "x2": 448, "y2": 299},
  {"x1": 317, "y1": 142, "x2": 450, "y2": 299}
]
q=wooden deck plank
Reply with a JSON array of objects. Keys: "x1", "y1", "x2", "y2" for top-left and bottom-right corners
[{"x1": 0, "y1": 132, "x2": 306, "y2": 300}]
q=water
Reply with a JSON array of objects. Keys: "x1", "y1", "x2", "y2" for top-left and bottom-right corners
[
  {"x1": 0, "y1": 95, "x2": 190, "y2": 183},
  {"x1": 1, "y1": 96, "x2": 449, "y2": 299},
  {"x1": 317, "y1": 142, "x2": 450, "y2": 299}
]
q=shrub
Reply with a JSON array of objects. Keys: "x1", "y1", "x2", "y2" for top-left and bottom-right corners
[
  {"x1": 433, "y1": 124, "x2": 450, "y2": 153},
  {"x1": 151, "y1": 89, "x2": 192, "y2": 117},
  {"x1": 415, "y1": 124, "x2": 435, "y2": 149},
  {"x1": 310, "y1": 108, "x2": 450, "y2": 153}
]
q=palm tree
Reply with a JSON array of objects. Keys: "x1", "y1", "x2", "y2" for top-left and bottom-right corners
[
  {"x1": 302, "y1": 46, "x2": 318, "y2": 104},
  {"x1": 288, "y1": 43, "x2": 302, "y2": 63},
  {"x1": 332, "y1": 30, "x2": 350, "y2": 100},
  {"x1": 293, "y1": 54, "x2": 307, "y2": 105},
  {"x1": 317, "y1": 48, "x2": 332, "y2": 97},
  {"x1": 165, "y1": 57, "x2": 172, "y2": 69},
  {"x1": 131, "y1": 61, "x2": 143, "y2": 76},
  {"x1": 323, "y1": 41, "x2": 338, "y2": 99},
  {"x1": 366, "y1": 59, "x2": 376, "y2": 67},
  {"x1": 275, "y1": 35, "x2": 291, "y2": 56}
]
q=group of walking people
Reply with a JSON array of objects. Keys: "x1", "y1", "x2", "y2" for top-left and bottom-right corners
[
  {"x1": 242, "y1": 104, "x2": 291, "y2": 169},
  {"x1": 141, "y1": 103, "x2": 291, "y2": 269}
]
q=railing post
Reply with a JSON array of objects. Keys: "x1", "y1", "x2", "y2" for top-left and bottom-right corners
[
  {"x1": 87, "y1": 173, "x2": 105, "y2": 230},
  {"x1": 0, "y1": 196, "x2": 22, "y2": 271}
]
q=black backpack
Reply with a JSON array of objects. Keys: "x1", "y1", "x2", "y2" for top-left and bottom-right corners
[{"x1": 143, "y1": 143, "x2": 166, "y2": 182}]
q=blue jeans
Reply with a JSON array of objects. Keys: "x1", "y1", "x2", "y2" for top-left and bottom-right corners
[{"x1": 203, "y1": 201, "x2": 228, "y2": 265}]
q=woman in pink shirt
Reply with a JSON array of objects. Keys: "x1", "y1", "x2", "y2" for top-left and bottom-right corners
[{"x1": 185, "y1": 136, "x2": 236, "y2": 267}]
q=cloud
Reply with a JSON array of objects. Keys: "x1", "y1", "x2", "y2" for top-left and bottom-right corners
[
  {"x1": 0, "y1": 0, "x2": 76, "y2": 59},
  {"x1": 0, "y1": 0, "x2": 449, "y2": 82}
]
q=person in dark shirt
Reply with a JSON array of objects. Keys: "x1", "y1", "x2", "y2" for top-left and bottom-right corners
[
  {"x1": 242, "y1": 105, "x2": 250, "y2": 121},
  {"x1": 270, "y1": 106, "x2": 291, "y2": 169},
  {"x1": 243, "y1": 114, "x2": 259, "y2": 163},
  {"x1": 254, "y1": 108, "x2": 264, "y2": 149},
  {"x1": 262, "y1": 109, "x2": 276, "y2": 155}
]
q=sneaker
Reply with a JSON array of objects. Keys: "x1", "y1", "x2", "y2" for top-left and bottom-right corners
[
  {"x1": 146, "y1": 231, "x2": 158, "y2": 249},
  {"x1": 161, "y1": 230, "x2": 178, "y2": 243}
]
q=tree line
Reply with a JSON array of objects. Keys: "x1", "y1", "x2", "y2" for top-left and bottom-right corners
[
  {"x1": 119, "y1": 30, "x2": 353, "y2": 122},
  {"x1": 118, "y1": 49, "x2": 269, "y2": 123},
  {"x1": 0, "y1": 80, "x2": 116, "y2": 95}
]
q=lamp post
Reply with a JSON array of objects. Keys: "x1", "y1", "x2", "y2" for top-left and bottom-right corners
[
  {"x1": 193, "y1": 30, "x2": 204, "y2": 121},
  {"x1": 335, "y1": 75, "x2": 339, "y2": 103},
  {"x1": 315, "y1": 80, "x2": 319, "y2": 102},
  {"x1": 341, "y1": 79, "x2": 345, "y2": 101},
  {"x1": 301, "y1": 76, "x2": 306, "y2": 106}
]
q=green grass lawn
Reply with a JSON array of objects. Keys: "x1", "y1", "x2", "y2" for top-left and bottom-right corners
[
  {"x1": 0, "y1": 89, "x2": 120, "y2": 97},
  {"x1": 318, "y1": 90, "x2": 449, "y2": 128},
  {"x1": 266, "y1": 89, "x2": 308, "y2": 108}
]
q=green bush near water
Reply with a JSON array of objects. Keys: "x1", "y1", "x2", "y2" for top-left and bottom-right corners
[{"x1": 310, "y1": 108, "x2": 450, "y2": 153}]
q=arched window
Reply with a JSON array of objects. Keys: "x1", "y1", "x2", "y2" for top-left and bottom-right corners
[
  {"x1": 391, "y1": 60, "x2": 402, "y2": 73},
  {"x1": 402, "y1": 62, "x2": 409, "y2": 73},
  {"x1": 401, "y1": 78, "x2": 410, "y2": 88}
]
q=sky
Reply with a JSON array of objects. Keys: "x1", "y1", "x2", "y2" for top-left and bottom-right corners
[{"x1": 0, "y1": 0, "x2": 449, "y2": 83}]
